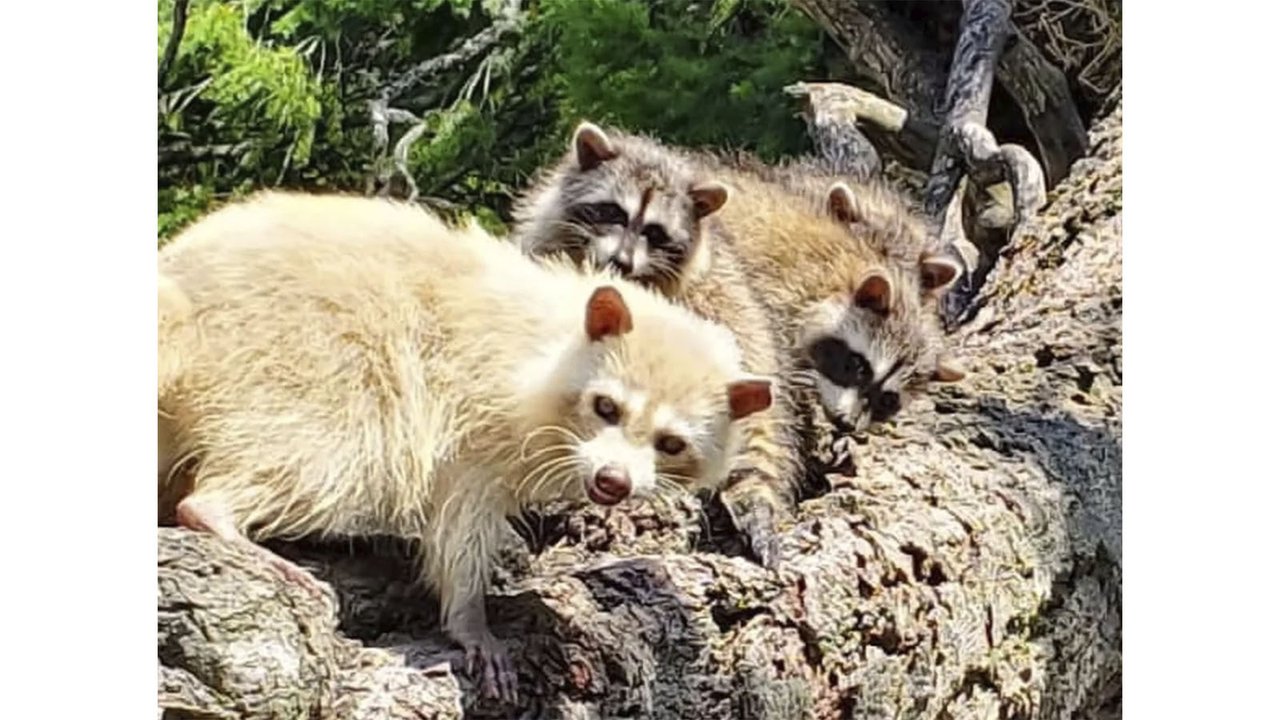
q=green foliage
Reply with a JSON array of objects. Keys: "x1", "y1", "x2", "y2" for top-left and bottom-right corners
[
  {"x1": 534, "y1": 0, "x2": 819, "y2": 159},
  {"x1": 157, "y1": 0, "x2": 825, "y2": 239}
]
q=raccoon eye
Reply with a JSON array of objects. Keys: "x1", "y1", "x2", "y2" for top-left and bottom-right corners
[
  {"x1": 655, "y1": 434, "x2": 687, "y2": 456},
  {"x1": 846, "y1": 355, "x2": 872, "y2": 387},
  {"x1": 593, "y1": 395, "x2": 621, "y2": 424},
  {"x1": 575, "y1": 202, "x2": 629, "y2": 227},
  {"x1": 870, "y1": 390, "x2": 901, "y2": 422},
  {"x1": 641, "y1": 224, "x2": 671, "y2": 248}
]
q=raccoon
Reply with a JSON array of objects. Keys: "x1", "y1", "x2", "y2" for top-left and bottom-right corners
[
  {"x1": 686, "y1": 160, "x2": 964, "y2": 434},
  {"x1": 513, "y1": 122, "x2": 729, "y2": 296},
  {"x1": 720, "y1": 153, "x2": 967, "y2": 382},
  {"x1": 512, "y1": 122, "x2": 802, "y2": 568},
  {"x1": 157, "y1": 191, "x2": 774, "y2": 701}
]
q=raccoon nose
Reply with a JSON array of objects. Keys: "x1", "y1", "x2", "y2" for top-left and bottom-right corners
[{"x1": 591, "y1": 465, "x2": 632, "y2": 503}]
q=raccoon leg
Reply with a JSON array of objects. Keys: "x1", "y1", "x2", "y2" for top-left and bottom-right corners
[
  {"x1": 175, "y1": 493, "x2": 328, "y2": 597},
  {"x1": 429, "y1": 509, "x2": 518, "y2": 703},
  {"x1": 720, "y1": 405, "x2": 801, "y2": 570}
]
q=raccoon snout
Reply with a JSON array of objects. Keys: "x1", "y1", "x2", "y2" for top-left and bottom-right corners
[
  {"x1": 587, "y1": 465, "x2": 632, "y2": 506},
  {"x1": 607, "y1": 251, "x2": 634, "y2": 275},
  {"x1": 829, "y1": 411, "x2": 857, "y2": 435}
]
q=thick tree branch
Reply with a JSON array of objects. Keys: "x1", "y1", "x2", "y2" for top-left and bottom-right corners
[
  {"x1": 921, "y1": 0, "x2": 1013, "y2": 221},
  {"x1": 793, "y1": 0, "x2": 1089, "y2": 190},
  {"x1": 158, "y1": 0, "x2": 190, "y2": 87},
  {"x1": 783, "y1": 81, "x2": 908, "y2": 179},
  {"x1": 157, "y1": 101, "x2": 1124, "y2": 716},
  {"x1": 917, "y1": 0, "x2": 1047, "y2": 327},
  {"x1": 996, "y1": 29, "x2": 1088, "y2": 187},
  {"x1": 792, "y1": 0, "x2": 946, "y2": 169}
]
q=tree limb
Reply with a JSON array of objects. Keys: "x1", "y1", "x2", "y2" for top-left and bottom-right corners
[
  {"x1": 783, "y1": 81, "x2": 907, "y2": 179},
  {"x1": 792, "y1": 0, "x2": 946, "y2": 170},
  {"x1": 157, "y1": 102, "x2": 1123, "y2": 715},
  {"x1": 158, "y1": 0, "x2": 190, "y2": 87},
  {"x1": 792, "y1": 0, "x2": 1088, "y2": 190},
  {"x1": 996, "y1": 29, "x2": 1088, "y2": 187},
  {"x1": 916, "y1": 0, "x2": 1047, "y2": 327}
]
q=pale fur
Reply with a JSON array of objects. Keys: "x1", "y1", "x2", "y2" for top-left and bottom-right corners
[
  {"x1": 511, "y1": 124, "x2": 804, "y2": 560},
  {"x1": 157, "y1": 191, "x2": 767, "y2": 644}
]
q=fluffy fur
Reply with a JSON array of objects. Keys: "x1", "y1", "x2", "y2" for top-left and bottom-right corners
[
  {"x1": 512, "y1": 122, "x2": 729, "y2": 296},
  {"x1": 511, "y1": 123, "x2": 802, "y2": 568},
  {"x1": 687, "y1": 158, "x2": 960, "y2": 433},
  {"x1": 156, "y1": 191, "x2": 773, "y2": 700},
  {"x1": 721, "y1": 153, "x2": 966, "y2": 381}
]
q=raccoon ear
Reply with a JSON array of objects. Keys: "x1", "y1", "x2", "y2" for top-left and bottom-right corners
[
  {"x1": 932, "y1": 356, "x2": 966, "y2": 383},
  {"x1": 584, "y1": 285, "x2": 634, "y2": 341},
  {"x1": 689, "y1": 182, "x2": 730, "y2": 219},
  {"x1": 726, "y1": 376, "x2": 774, "y2": 420},
  {"x1": 852, "y1": 273, "x2": 893, "y2": 316},
  {"x1": 920, "y1": 254, "x2": 962, "y2": 294},
  {"x1": 573, "y1": 122, "x2": 618, "y2": 171},
  {"x1": 826, "y1": 182, "x2": 860, "y2": 224}
]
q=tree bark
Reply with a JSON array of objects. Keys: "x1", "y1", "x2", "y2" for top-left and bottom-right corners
[
  {"x1": 157, "y1": 94, "x2": 1122, "y2": 718},
  {"x1": 158, "y1": 0, "x2": 190, "y2": 87},
  {"x1": 792, "y1": 0, "x2": 1091, "y2": 189},
  {"x1": 783, "y1": 81, "x2": 910, "y2": 179}
]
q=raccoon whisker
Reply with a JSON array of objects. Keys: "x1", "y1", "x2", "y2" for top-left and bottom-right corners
[
  {"x1": 523, "y1": 424, "x2": 583, "y2": 444},
  {"x1": 657, "y1": 470, "x2": 699, "y2": 486},
  {"x1": 548, "y1": 220, "x2": 598, "y2": 247},
  {"x1": 521, "y1": 455, "x2": 585, "y2": 501},
  {"x1": 519, "y1": 425, "x2": 582, "y2": 460},
  {"x1": 518, "y1": 442, "x2": 580, "y2": 463},
  {"x1": 522, "y1": 452, "x2": 581, "y2": 487}
]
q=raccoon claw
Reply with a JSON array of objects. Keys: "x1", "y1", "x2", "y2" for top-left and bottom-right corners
[
  {"x1": 738, "y1": 503, "x2": 781, "y2": 571},
  {"x1": 465, "y1": 636, "x2": 519, "y2": 704},
  {"x1": 253, "y1": 546, "x2": 330, "y2": 599}
]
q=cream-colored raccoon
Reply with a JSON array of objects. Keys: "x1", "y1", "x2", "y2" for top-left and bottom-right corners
[
  {"x1": 157, "y1": 191, "x2": 774, "y2": 702},
  {"x1": 512, "y1": 122, "x2": 801, "y2": 568}
]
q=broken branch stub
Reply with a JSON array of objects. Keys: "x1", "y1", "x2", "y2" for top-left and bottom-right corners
[{"x1": 783, "y1": 81, "x2": 899, "y2": 179}]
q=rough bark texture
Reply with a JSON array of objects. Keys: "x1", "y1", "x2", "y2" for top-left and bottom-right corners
[
  {"x1": 156, "y1": 94, "x2": 1122, "y2": 719},
  {"x1": 793, "y1": 0, "x2": 1101, "y2": 189}
]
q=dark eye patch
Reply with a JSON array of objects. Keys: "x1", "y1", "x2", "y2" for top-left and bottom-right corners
[
  {"x1": 569, "y1": 202, "x2": 629, "y2": 227},
  {"x1": 641, "y1": 224, "x2": 671, "y2": 248},
  {"x1": 807, "y1": 336, "x2": 872, "y2": 388}
]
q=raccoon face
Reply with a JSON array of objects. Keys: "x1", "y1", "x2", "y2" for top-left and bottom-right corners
[
  {"x1": 517, "y1": 122, "x2": 729, "y2": 294},
  {"x1": 798, "y1": 271, "x2": 935, "y2": 434},
  {"x1": 521, "y1": 285, "x2": 774, "y2": 507}
]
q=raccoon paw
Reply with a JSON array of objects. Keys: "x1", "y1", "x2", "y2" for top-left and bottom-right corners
[
  {"x1": 464, "y1": 635, "x2": 519, "y2": 704},
  {"x1": 736, "y1": 501, "x2": 781, "y2": 571}
]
